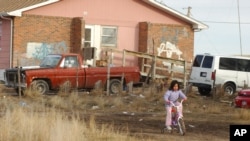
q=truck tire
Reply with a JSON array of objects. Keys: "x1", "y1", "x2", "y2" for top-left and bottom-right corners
[
  {"x1": 109, "y1": 79, "x2": 121, "y2": 94},
  {"x1": 31, "y1": 80, "x2": 49, "y2": 95}
]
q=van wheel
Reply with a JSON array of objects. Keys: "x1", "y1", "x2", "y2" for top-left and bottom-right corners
[
  {"x1": 223, "y1": 83, "x2": 235, "y2": 96},
  {"x1": 198, "y1": 87, "x2": 211, "y2": 95}
]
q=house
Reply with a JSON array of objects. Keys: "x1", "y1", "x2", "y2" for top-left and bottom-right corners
[{"x1": 0, "y1": 0, "x2": 208, "y2": 81}]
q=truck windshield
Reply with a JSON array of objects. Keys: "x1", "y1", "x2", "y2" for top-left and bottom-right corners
[{"x1": 40, "y1": 55, "x2": 62, "y2": 67}]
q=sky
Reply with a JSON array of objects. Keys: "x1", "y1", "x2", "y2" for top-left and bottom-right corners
[{"x1": 161, "y1": 0, "x2": 250, "y2": 56}]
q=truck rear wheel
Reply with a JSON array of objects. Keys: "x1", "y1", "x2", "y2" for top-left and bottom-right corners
[
  {"x1": 31, "y1": 80, "x2": 49, "y2": 95},
  {"x1": 109, "y1": 79, "x2": 122, "y2": 94}
]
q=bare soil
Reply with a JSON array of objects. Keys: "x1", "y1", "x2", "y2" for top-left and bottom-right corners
[{"x1": 89, "y1": 94, "x2": 235, "y2": 141}]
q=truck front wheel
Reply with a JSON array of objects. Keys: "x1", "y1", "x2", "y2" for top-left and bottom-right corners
[
  {"x1": 109, "y1": 79, "x2": 122, "y2": 94},
  {"x1": 31, "y1": 80, "x2": 49, "y2": 95}
]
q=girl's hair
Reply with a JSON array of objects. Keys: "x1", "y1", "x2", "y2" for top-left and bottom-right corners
[{"x1": 168, "y1": 80, "x2": 180, "y2": 90}]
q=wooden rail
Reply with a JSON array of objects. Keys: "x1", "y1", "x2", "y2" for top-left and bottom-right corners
[{"x1": 101, "y1": 48, "x2": 188, "y2": 88}]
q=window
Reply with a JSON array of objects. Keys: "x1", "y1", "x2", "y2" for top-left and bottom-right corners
[
  {"x1": 237, "y1": 59, "x2": 250, "y2": 72},
  {"x1": 40, "y1": 55, "x2": 61, "y2": 67},
  {"x1": 84, "y1": 25, "x2": 94, "y2": 48},
  {"x1": 0, "y1": 21, "x2": 2, "y2": 47},
  {"x1": 219, "y1": 58, "x2": 237, "y2": 71},
  {"x1": 84, "y1": 28, "x2": 92, "y2": 47},
  {"x1": 63, "y1": 56, "x2": 78, "y2": 68},
  {"x1": 202, "y1": 56, "x2": 213, "y2": 68},
  {"x1": 193, "y1": 55, "x2": 204, "y2": 67},
  {"x1": 101, "y1": 26, "x2": 117, "y2": 47}
]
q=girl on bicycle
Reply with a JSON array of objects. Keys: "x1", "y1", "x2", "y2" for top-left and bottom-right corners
[{"x1": 164, "y1": 80, "x2": 187, "y2": 130}]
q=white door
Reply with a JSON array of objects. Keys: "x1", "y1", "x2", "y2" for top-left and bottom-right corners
[
  {"x1": 84, "y1": 25, "x2": 94, "y2": 48},
  {"x1": 84, "y1": 25, "x2": 103, "y2": 66},
  {"x1": 84, "y1": 25, "x2": 95, "y2": 66}
]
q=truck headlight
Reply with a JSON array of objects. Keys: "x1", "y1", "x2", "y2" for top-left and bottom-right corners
[{"x1": 21, "y1": 73, "x2": 26, "y2": 83}]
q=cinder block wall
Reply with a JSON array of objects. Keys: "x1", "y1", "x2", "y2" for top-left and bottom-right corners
[
  {"x1": 138, "y1": 22, "x2": 194, "y2": 80},
  {"x1": 139, "y1": 22, "x2": 194, "y2": 61},
  {"x1": 12, "y1": 14, "x2": 82, "y2": 67}
]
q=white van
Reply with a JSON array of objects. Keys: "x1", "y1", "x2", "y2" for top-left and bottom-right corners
[{"x1": 189, "y1": 53, "x2": 250, "y2": 96}]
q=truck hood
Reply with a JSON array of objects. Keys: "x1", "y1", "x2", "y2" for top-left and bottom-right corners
[
  {"x1": 5, "y1": 65, "x2": 55, "y2": 72},
  {"x1": 20, "y1": 66, "x2": 41, "y2": 70}
]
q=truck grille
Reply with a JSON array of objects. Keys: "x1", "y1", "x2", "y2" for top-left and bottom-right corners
[{"x1": 4, "y1": 69, "x2": 19, "y2": 88}]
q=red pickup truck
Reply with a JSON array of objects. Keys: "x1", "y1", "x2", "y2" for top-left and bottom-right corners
[{"x1": 4, "y1": 53, "x2": 141, "y2": 95}]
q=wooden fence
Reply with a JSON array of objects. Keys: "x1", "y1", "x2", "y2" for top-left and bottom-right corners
[{"x1": 100, "y1": 48, "x2": 188, "y2": 89}]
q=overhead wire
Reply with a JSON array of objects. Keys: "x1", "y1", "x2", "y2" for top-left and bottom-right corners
[{"x1": 201, "y1": 21, "x2": 250, "y2": 24}]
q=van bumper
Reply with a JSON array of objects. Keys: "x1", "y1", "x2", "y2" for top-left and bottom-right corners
[{"x1": 189, "y1": 82, "x2": 212, "y2": 89}]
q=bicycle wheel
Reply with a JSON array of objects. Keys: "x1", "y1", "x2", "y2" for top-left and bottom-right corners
[{"x1": 177, "y1": 118, "x2": 186, "y2": 135}]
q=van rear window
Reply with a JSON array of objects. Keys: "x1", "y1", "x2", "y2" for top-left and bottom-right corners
[
  {"x1": 202, "y1": 56, "x2": 213, "y2": 68},
  {"x1": 193, "y1": 55, "x2": 213, "y2": 68},
  {"x1": 193, "y1": 55, "x2": 203, "y2": 67}
]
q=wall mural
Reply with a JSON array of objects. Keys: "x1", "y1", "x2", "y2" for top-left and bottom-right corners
[
  {"x1": 154, "y1": 26, "x2": 189, "y2": 73},
  {"x1": 157, "y1": 41, "x2": 183, "y2": 60},
  {"x1": 157, "y1": 41, "x2": 184, "y2": 73},
  {"x1": 20, "y1": 41, "x2": 68, "y2": 66},
  {"x1": 154, "y1": 26, "x2": 189, "y2": 60}
]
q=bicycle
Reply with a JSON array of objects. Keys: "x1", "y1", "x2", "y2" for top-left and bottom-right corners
[{"x1": 161, "y1": 99, "x2": 186, "y2": 136}]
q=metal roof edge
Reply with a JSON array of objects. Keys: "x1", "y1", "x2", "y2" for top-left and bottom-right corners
[
  {"x1": 5, "y1": 0, "x2": 61, "y2": 17},
  {"x1": 142, "y1": 0, "x2": 209, "y2": 31},
  {"x1": 0, "y1": 12, "x2": 9, "y2": 17}
]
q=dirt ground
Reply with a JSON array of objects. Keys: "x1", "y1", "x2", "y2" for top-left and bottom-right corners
[
  {"x1": 1, "y1": 85, "x2": 249, "y2": 141},
  {"x1": 89, "y1": 95, "x2": 233, "y2": 141},
  {"x1": 83, "y1": 87, "x2": 248, "y2": 141}
]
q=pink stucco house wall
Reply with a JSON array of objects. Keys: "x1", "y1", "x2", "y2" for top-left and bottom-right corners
[
  {"x1": 24, "y1": 0, "x2": 198, "y2": 56},
  {"x1": 0, "y1": 0, "x2": 207, "y2": 81}
]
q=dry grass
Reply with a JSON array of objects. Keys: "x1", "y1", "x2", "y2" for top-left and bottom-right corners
[
  {"x1": 0, "y1": 93, "x2": 154, "y2": 141},
  {"x1": 0, "y1": 84, "x2": 250, "y2": 141},
  {"x1": 0, "y1": 106, "x2": 151, "y2": 141},
  {"x1": 234, "y1": 108, "x2": 250, "y2": 120}
]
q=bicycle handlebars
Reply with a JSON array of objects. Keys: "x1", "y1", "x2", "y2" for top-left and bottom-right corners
[{"x1": 169, "y1": 99, "x2": 184, "y2": 107}]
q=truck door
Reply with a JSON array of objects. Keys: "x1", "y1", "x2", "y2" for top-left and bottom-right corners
[{"x1": 56, "y1": 56, "x2": 85, "y2": 89}]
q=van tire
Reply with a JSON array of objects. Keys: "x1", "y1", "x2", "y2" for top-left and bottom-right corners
[
  {"x1": 223, "y1": 83, "x2": 235, "y2": 96},
  {"x1": 198, "y1": 87, "x2": 211, "y2": 96}
]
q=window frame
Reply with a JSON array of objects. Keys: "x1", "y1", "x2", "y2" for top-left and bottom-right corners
[
  {"x1": 0, "y1": 21, "x2": 2, "y2": 44},
  {"x1": 84, "y1": 25, "x2": 94, "y2": 48},
  {"x1": 101, "y1": 26, "x2": 118, "y2": 47},
  {"x1": 219, "y1": 57, "x2": 237, "y2": 71}
]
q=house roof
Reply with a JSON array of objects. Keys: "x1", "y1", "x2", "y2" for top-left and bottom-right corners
[
  {"x1": 0, "y1": 0, "x2": 60, "y2": 16},
  {"x1": 143, "y1": 0, "x2": 208, "y2": 31},
  {"x1": 0, "y1": 0, "x2": 208, "y2": 30}
]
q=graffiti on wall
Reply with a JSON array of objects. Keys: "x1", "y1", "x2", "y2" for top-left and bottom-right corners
[
  {"x1": 157, "y1": 41, "x2": 183, "y2": 60},
  {"x1": 20, "y1": 41, "x2": 68, "y2": 66},
  {"x1": 152, "y1": 26, "x2": 190, "y2": 73},
  {"x1": 157, "y1": 41, "x2": 184, "y2": 73}
]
